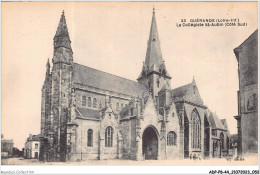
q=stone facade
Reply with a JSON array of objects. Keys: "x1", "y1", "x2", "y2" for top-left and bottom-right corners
[
  {"x1": 1, "y1": 135, "x2": 14, "y2": 158},
  {"x1": 24, "y1": 134, "x2": 40, "y2": 159},
  {"x1": 234, "y1": 30, "x2": 258, "y2": 157},
  {"x1": 40, "y1": 9, "x2": 230, "y2": 162}
]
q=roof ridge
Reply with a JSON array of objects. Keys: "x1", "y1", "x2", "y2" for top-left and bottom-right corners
[
  {"x1": 172, "y1": 82, "x2": 192, "y2": 91},
  {"x1": 73, "y1": 62, "x2": 147, "y2": 88}
]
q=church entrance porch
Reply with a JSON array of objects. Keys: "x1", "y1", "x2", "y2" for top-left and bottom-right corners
[{"x1": 142, "y1": 127, "x2": 158, "y2": 160}]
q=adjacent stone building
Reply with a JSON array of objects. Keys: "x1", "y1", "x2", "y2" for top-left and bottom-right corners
[
  {"x1": 40, "y1": 9, "x2": 229, "y2": 162},
  {"x1": 234, "y1": 30, "x2": 258, "y2": 157},
  {"x1": 1, "y1": 134, "x2": 14, "y2": 158},
  {"x1": 24, "y1": 134, "x2": 40, "y2": 159}
]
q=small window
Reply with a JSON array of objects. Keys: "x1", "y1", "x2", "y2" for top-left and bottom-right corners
[
  {"x1": 130, "y1": 108, "x2": 134, "y2": 116},
  {"x1": 167, "y1": 131, "x2": 177, "y2": 146},
  {"x1": 82, "y1": 96, "x2": 86, "y2": 106},
  {"x1": 35, "y1": 143, "x2": 38, "y2": 149},
  {"x1": 93, "y1": 98, "x2": 97, "y2": 108},
  {"x1": 105, "y1": 126, "x2": 113, "y2": 147},
  {"x1": 116, "y1": 103, "x2": 119, "y2": 111},
  {"x1": 172, "y1": 112, "x2": 175, "y2": 117},
  {"x1": 88, "y1": 97, "x2": 92, "y2": 107},
  {"x1": 121, "y1": 103, "x2": 124, "y2": 109},
  {"x1": 87, "y1": 129, "x2": 93, "y2": 147}
]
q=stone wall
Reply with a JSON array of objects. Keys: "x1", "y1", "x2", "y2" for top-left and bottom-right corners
[
  {"x1": 69, "y1": 119, "x2": 100, "y2": 161},
  {"x1": 234, "y1": 30, "x2": 258, "y2": 157}
]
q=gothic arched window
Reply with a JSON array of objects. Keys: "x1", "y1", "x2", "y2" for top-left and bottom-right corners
[
  {"x1": 105, "y1": 126, "x2": 113, "y2": 147},
  {"x1": 167, "y1": 131, "x2": 177, "y2": 146},
  {"x1": 93, "y1": 98, "x2": 97, "y2": 108},
  {"x1": 121, "y1": 103, "x2": 124, "y2": 109},
  {"x1": 87, "y1": 129, "x2": 93, "y2": 147},
  {"x1": 191, "y1": 109, "x2": 201, "y2": 149},
  {"x1": 88, "y1": 97, "x2": 92, "y2": 107},
  {"x1": 82, "y1": 96, "x2": 86, "y2": 106}
]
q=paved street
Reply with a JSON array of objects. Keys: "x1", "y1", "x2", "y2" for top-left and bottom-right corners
[{"x1": 1, "y1": 157, "x2": 257, "y2": 166}]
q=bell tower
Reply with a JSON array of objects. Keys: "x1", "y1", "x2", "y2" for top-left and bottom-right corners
[
  {"x1": 137, "y1": 8, "x2": 171, "y2": 101},
  {"x1": 49, "y1": 10, "x2": 73, "y2": 162}
]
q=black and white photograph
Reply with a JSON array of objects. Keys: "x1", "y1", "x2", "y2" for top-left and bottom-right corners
[{"x1": 1, "y1": 1, "x2": 258, "y2": 174}]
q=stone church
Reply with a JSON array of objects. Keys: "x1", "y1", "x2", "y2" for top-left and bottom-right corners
[{"x1": 39, "y1": 9, "x2": 229, "y2": 162}]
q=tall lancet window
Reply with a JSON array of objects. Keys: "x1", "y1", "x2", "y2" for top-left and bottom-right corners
[
  {"x1": 105, "y1": 126, "x2": 113, "y2": 147},
  {"x1": 87, "y1": 129, "x2": 93, "y2": 147},
  {"x1": 191, "y1": 109, "x2": 201, "y2": 149}
]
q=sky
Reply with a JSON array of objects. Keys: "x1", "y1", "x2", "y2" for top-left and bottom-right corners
[{"x1": 2, "y1": 2, "x2": 258, "y2": 150}]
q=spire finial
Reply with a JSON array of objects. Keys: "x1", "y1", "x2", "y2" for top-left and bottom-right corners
[{"x1": 153, "y1": 6, "x2": 155, "y2": 13}]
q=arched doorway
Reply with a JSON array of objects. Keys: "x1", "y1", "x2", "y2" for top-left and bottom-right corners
[{"x1": 142, "y1": 126, "x2": 158, "y2": 160}]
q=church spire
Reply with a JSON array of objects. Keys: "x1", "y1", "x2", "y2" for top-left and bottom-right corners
[
  {"x1": 53, "y1": 10, "x2": 72, "y2": 51},
  {"x1": 145, "y1": 7, "x2": 163, "y2": 70},
  {"x1": 138, "y1": 8, "x2": 171, "y2": 80}
]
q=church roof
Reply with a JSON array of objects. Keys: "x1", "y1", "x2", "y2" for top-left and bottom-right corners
[
  {"x1": 208, "y1": 112, "x2": 226, "y2": 130},
  {"x1": 220, "y1": 119, "x2": 229, "y2": 130},
  {"x1": 171, "y1": 78, "x2": 203, "y2": 105},
  {"x1": 76, "y1": 107, "x2": 101, "y2": 120},
  {"x1": 72, "y1": 63, "x2": 149, "y2": 97},
  {"x1": 172, "y1": 83, "x2": 191, "y2": 99}
]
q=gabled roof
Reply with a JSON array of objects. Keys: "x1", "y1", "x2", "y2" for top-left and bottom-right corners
[
  {"x1": 72, "y1": 63, "x2": 149, "y2": 97},
  {"x1": 208, "y1": 112, "x2": 226, "y2": 130},
  {"x1": 76, "y1": 107, "x2": 100, "y2": 120},
  {"x1": 220, "y1": 119, "x2": 229, "y2": 130},
  {"x1": 171, "y1": 78, "x2": 203, "y2": 105}
]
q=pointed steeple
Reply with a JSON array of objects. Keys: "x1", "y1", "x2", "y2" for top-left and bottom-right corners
[
  {"x1": 138, "y1": 8, "x2": 171, "y2": 80},
  {"x1": 46, "y1": 58, "x2": 50, "y2": 76},
  {"x1": 145, "y1": 8, "x2": 163, "y2": 69},
  {"x1": 53, "y1": 10, "x2": 72, "y2": 51}
]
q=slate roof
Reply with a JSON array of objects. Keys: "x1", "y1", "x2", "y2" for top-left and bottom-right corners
[
  {"x1": 72, "y1": 63, "x2": 149, "y2": 97},
  {"x1": 27, "y1": 134, "x2": 40, "y2": 142},
  {"x1": 172, "y1": 83, "x2": 191, "y2": 100},
  {"x1": 208, "y1": 112, "x2": 226, "y2": 130},
  {"x1": 76, "y1": 107, "x2": 101, "y2": 120},
  {"x1": 171, "y1": 80, "x2": 203, "y2": 105}
]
